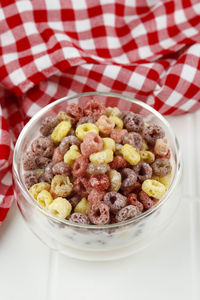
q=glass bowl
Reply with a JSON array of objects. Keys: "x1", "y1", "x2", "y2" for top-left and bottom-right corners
[{"x1": 13, "y1": 92, "x2": 182, "y2": 261}]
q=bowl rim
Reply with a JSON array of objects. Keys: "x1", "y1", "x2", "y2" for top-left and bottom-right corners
[{"x1": 13, "y1": 91, "x2": 182, "y2": 229}]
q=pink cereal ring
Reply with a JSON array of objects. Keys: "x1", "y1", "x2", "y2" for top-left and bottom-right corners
[
  {"x1": 110, "y1": 129, "x2": 128, "y2": 144},
  {"x1": 80, "y1": 132, "x2": 103, "y2": 156},
  {"x1": 88, "y1": 189, "x2": 105, "y2": 203},
  {"x1": 66, "y1": 103, "x2": 83, "y2": 120},
  {"x1": 96, "y1": 115, "x2": 115, "y2": 135},
  {"x1": 52, "y1": 147, "x2": 63, "y2": 163},
  {"x1": 72, "y1": 156, "x2": 89, "y2": 177},
  {"x1": 84, "y1": 98, "x2": 106, "y2": 118},
  {"x1": 154, "y1": 138, "x2": 169, "y2": 156}
]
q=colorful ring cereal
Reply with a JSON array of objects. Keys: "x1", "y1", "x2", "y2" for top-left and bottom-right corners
[
  {"x1": 70, "y1": 213, "x2": 90, "y2": 224},
  {"x1": 115, "y1": 205, "x2": 141, "y2": 222},
  {"x1": 89, "y1": 174, "x2": 110, "y2": 191},
  {"x1": 121, "y1": 144, "x2": 140, "y2": 165},
  {"x1": 142, "y1": 179, "x2": 166, "y2": 199},
  {"x1": 108, "y1": 169, "x2": 122, "y2": 192},
  {"x1": 88, "y1": 201, "x2": 110, "y2": 225},
  {"x1": 151, "y1": 158, "x2": 172, "y2": 177},
  {"x1": 74, "y1": 198, "x2": 89, "y2": 215},
  {"x1": 72, "y1": 156, "x2": 88, "y2": 177},
  {"x1": 48, "y1": 197, "x2": 72, "y2": 219},
  {"x1": 59, "y1": 135, "x2": 81, "y2": 155},
  {"x1": 80, "y1": 132, "x2": 103, "y2": 156},
  {"x1": 96, "y1": 115, "x2": 115, "y2": 135},
  {"x1": 89, "y1": 149, "x2": 113, "y2": 164},
  {"x1": 132, "y1": 161, "x2": 152, "y2": 182},
  {"x1": 51, "y1": 174, "x2": 73, "y2": 197},
  {"x1": 84, "y1": 98, "x2": 106, "y2": 118},
  {"x1": 51, "y1": 120, "x2": 72, "y2": 143},
  {"x1": 103, "y1": 191, "x2": 127, "y2": 213},
  {"x1": 76, "y1": 123, "x2": 99, "y2": 141}
]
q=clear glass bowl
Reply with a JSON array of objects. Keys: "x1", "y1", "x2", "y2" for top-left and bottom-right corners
[{"x1": 13, "y1": 92, "x2": 182, "y2": 261}]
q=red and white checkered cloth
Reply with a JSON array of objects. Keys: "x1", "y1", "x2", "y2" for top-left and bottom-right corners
[{"x1": 0, "y1": 0, "x2": 200, "y2": 224}]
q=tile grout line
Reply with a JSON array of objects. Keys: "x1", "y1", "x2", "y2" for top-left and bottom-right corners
[{"x1": 46, "y1": 249, "x2": 58, "y2": 300}]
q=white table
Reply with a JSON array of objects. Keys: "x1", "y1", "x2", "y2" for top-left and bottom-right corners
[{"x1": 0, "y1": 111, "x2": 200, "y2": 300}]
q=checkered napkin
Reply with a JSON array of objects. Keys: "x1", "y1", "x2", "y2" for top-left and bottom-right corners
[{"x1": 0, "y1": 0, "x2": 200, "y2": 224}]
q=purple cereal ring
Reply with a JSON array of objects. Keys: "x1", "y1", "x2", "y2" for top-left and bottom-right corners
[
  {"x1": 151, "y1": 158, "x2": 172, "y2": 177},
  {"x1": 103, "y1": 191, "x2": 127, "y2": 213},
  {"x1": 24, "y1": 171, "x2": 38, "y2": 189},
  {"x1": 121, "y1": 168, "x2": 137, "y2": 195},
  {"x1": 31, "y1": 137, "x2": 54, "y2": 157},
  {"x1": 143, "y1": 124, "x2": 165, "y2": 145},
  {"x1": 123, "y1": 112, "x2": 144, "y2": 133},
  {"x1": 76, "y1": 116, "x2": 98, "y2": 127},
  {"x1": 70, "y1": 213, "x2": 90, "y2": 224},
  {"x1": 59, "y1": 135, "x2": 81, "y2": 155},
  {"x1": 39, "y1": 161, "x2": 55, "y2": 183},
  {"x1": 122, "y1": 132, "x2": 143, "y2": 151},
  {"x1": 52, "y1": 162, "x2": 71, "y2": 176},
  {"x1": 115, "y1": 205, "x2": 141, "y2": 222},
  {"x1": 35, "y1": 156, "x2": 51, "y2": 168},
  {"x1": 23, "y1": 151, "x2": 37, "y2": 171},
  {"x1": 139, "y1": 191, "x2": 155, "y2": 210},
  {"x1": 132, "y1": 161, "x2": 152, "y2": 182},
  {"x1": 40, "y1": 116, "x2": 59, "y2": 136}
]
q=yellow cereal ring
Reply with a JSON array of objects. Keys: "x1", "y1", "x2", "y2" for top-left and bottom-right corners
[
  {"x1": 51, "y1": 121, "x2": 71, "y2": 143},
  {"x1": 74, "y1": 198, "x2": 89, "y2": 215},
  {"x1": 108, "y1": 169, "x2": 121, "y2": 192},
  {"x1": 48, "y1": 197, "x2": 72, "y2": 219},
  {"x1": 141, "y1": 140, "x2": 149, "y2": 151},
  {"x1": 37, "y1": 190, "x2": 53, "y2": 208},
  {"x1": 152, "y1": 173, "x2": 172, "y2": 189},
  {"x1": 139, "y1": 150, "x2": 155, "y2": 164},
  {"x1": 142, "y1": 179, "x2": 166, "y2": 199},
  {"x1": 75, "y1": 123, "x2": 99, "y2": 141},
  {"x1": 121, "y1": 144, "x2": 140, "y2": 165},
  {"x1": 106, "y1": 107, "x2": 121, "y2": 117},
  {"x1": 29, "y1": 182, "x2": 51, "y2": 200},
  {"x1": 102, "y1": 138, "x2": 116, "y2": 151},
  {"x1": 90, "y1": 149, "x2": 113, "y2": 164},
  {"x1": 64, "y1": 145, "x2": 81, "y2": 166},
  {"x1": 51, "y1": 174, "x2": 73, "y2": 197},
  {"x1": 109, "y1": 116, "x2": 123, "y2": 129}
]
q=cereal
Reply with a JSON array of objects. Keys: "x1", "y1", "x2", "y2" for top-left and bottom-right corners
[
  {"x1": 143, "y1": 124, "x2": 165, "y2": 145},
  {"x1": 123, "y1": 112, "x2": 144, "y2": 132},
  {"x1": 57, "y1": 111, "x2": 75, "y2": 124},
  {"x1": 76, "y1": 123, "x2": 99, "y2": 141},
  {"x1": 52, "y1": 147, "x2": 63, "y2": 163},
  {"x1": 109, "y1": 116, "x2": 123, "y2": 129},
  {"x1": 24, "y1": 102, "x2": 173, "y2": 223},
  {"x1": 76, "y1": 116, "x2": 98, "y2": 127},
  {"x1": 23, "y1": 151, "x2": 37, "y2": 171},
  {"x1": 68, "y1": 195, "x2": 81, "y2": 208},
  {"x1": 74, "y1": 197, "x2": 89, "y2": 215},
  {"x1": 103, "y1": 191, "x2": 127, "y2": 213},
  {"x1": 51, "y1": 175, "x2": 73, "y2": 197},
  {"x1": 64, "y1": 145, "x2": 81, "y2": 167},
  {"x1": 96, "y1": 115, "x2": 115, "y2": 135},
  {"x1": 139, "y1": 191, "x2": 155, "y2": 210},
  {"x1": 110, "y1": 129, "x2": 128, "y2": 144},
  {"x1": 52, "y1": 162, "x2": 71, "y2": 176},
  {"x1": 127, "y1": 193, "x2": 144, "y2": 212},
  {"x1": 133, "y1": 161, "x2": 152, "y2": 182},
  {"x1": 115, "y1": 205, "x2": 140, "y2": 222},
  {"x1": 121, "y1": 168, "x2": 137, "y2": 195},
  {"x1": 122, "y1": 132, "x2": 143, "y2": 151},
  {"x1": 48, "y1": 197, "x2": 72, "y2": 219},
  {"x1": 73, "y1": 177, "x2": 91, "y2": 198},
  {"x1": 70, "y1": 213, "x2": 90, "y2": 224},
  {"x1": 80, "y1": 132, "x2": 103, "y2": 156},
  {"x1": 40, "y1": 116, "x2": 59, "y2": 136},
  {"x1": 89, "y1": 174, "x2": 110, "y2": 191},
  {"x1": 154, "y1": 138, "x2": 169, "y2": 156},
  {"x1": 88, "y1": 202, "x2": 110, "y2": 225},
  {"x1": 151, "y1": 158, "x2": 172, "y2": 177},
  {"x1": 139, "y1": 150, "x2": 155, "y2": 164},
  {"x1": 88, "y1": 189, "x2": 105, "y2": 203},
  {"x1": 106, "y1": 106, "x2": 120, "y2": 117},
  {"x1": 86, "y1": 163, "x2": 110, "y2": 175},
  {"x1": 24, "y1": 171, "x2": 38, "y2": 189},
  {"x1": 90, "y1": 149, "x2": 113, "y2": 164},
  {"x1": 72, "y1": 156, "x2": 88, "y2": 177},
  {"x1": 66, "y1": 103, "x2": 83, "y2": 120},
  {"x1": 102, "y1": 138, "x2": 116, "y2": 151},
  {"x1": 109, "y1": 155, "x2": 127, "y2": 170},
  {"x1": 40, "y1": 162, "x2": 55, "y2": 183},
  {"x1": 142, "y1": 179, "x2": 166, "y2": 199},
  {"x1": 51, "y1": 121, "x2": 71, "y2": 143},
  {"x1": 84, "y1": 98, "x2": 106, "y2": 118},
  {"x1": 121, "y1": 144, "x2": 140, "y2": 165},
  {"x1": 108, "y1": 169, "x2": 121, "y2": 192},
  {"x1": 35, "y1": 156, "x2": 51, "y2": 168},
  {"x1": 37, "y1": 190, "x2": 53, "y2": 207},
  {"x1": 59, "y1": 135, "x2": 81, "y2": 155},
  {"x1": 29, "y1": 182, "x2": 51, "y2": 200}
]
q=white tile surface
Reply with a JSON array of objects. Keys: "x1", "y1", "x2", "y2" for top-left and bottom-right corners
[{"x1": 0, "y1": 112, "x2": 200, "y2": 300}]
